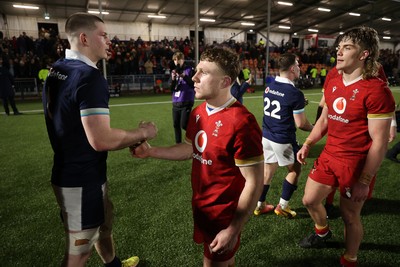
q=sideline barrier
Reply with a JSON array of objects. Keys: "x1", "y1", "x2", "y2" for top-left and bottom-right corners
[
  {"x1": 14, "y1": 74, "x2": 172, "y2": 100},
  {"x1": 14, "y1": 78, "x2": 39, "y2": 100}
]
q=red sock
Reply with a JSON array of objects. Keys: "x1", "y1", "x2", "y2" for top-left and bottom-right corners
[
  {"x1": 340, "y1": 255, "x2": 358, "y2": 267},
  {"x1": 314, "y1": 225, "x2": 330, "y2": 236}
]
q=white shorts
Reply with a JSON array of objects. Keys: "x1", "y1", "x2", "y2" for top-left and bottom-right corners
[{"x1": 262, "y1": 137, "x2": 297, "y2": 166}]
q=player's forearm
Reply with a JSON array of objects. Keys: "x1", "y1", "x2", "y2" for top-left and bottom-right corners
[
  {"x1": 229, "y1": 164, "x2": 263, "y2": 233},
  {"x1": 360, "y1": 118, "x2": 392, "y2": 184},
  {"x1": 148, "y1": 143, "x2": 193, "y2": 161},
  {"x1": 359, "y1": 138, "x2": 388, "y2": 185},
  {"x1": 303, "y1": 117, "x2": 327, "y2": 146},
  {"x1": 298, "y1": 119, "x2": 314, "y2": 132}
]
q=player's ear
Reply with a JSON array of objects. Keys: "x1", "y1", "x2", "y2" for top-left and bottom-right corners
[
  {"x1": 223, "y1": 76, "x2": 232, "y2": 88},
  {"x1": 80, "y1": 33, "x2": 88, "y2": 46},
  {"x1": 359, "y1": 50, "x2": 369, "y2": 61}
]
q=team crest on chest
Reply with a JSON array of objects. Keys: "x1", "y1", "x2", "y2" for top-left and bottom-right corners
[
  {"x1": 350, "y1": 89, "x2": 359, "y2": 101},
  {"x1": 213, "y1": 120, "x2": 223, "y2": 137}
]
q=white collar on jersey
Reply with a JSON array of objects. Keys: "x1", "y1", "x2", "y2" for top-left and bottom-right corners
[
  {"x1": 342, "y1": 75, "x2": 363, "y2": 86},
  {"x1": 65, "y1": 49, "x2": 98, "y2": 69},
  {"x1": 275, "y1": 76, "x2": 295, "y2": 87},
  {"x1": 205, "y1": 97, "x2": 236, "y2": 115}
]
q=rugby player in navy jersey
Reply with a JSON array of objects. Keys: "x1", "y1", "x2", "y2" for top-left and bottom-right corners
[
  {"x1": 42, "y1": 13, "x2": 157, "y2": 267},
  {"x1": 254, "y1": 53, "x2": 313, "y2": 218}
]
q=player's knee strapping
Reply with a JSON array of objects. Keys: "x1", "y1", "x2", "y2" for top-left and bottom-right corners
[{"x1": 67, "y1": 228, "x2": 100, "y2": 255}]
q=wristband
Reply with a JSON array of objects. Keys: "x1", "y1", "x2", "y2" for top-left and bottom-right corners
[
  {"x1": 358, "y1": 171, "x2": 373, "y2": 186},
  {"x1": 303, "y1": 138, "x2": 313, "y2": 147},
  {"x1": 391, "y1": 119, "x2": 397, "y2": 127}
]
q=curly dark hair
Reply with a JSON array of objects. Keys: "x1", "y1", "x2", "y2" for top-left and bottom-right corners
[{"x1": 200, "y1": 47, "x2": 240, "y2": 83}]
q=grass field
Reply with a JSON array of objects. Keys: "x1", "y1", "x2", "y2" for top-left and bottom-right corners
[{"x1": 0, "y1": 86, "x2": 399, "y2": 266}]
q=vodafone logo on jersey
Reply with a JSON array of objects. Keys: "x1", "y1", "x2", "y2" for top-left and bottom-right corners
[
  {"x1": 193, "y1": 130, "x2": 213, "y2": 165},
  {"x1": 332, "y1": 97, "x2": 346, "y2": 114},
  {"x1": 195, "y1": 130, "x2": 207, "y2": 152}
]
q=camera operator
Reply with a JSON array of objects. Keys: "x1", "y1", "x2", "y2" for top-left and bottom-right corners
[{"x1": 170, "y1": 51, "x2": 195, "y2": 143}]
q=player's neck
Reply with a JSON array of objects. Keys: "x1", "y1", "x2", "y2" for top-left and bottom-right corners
[
  {"x1": 342, "y1": 66, "x2": 363, "y2": 83},
  {"x1": 207, "y1": 90, "x2": 232, "y2": 108}
]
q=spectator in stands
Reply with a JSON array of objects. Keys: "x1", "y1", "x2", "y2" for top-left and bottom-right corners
[
  {"x1": 170, "y1": 51, "x2": 195, "y2": 143},
  {"x1": 42, "y1": 12, "x2": 158, "y2": 267},
  {"x1": 0, "y1": 57, "x2": 21, "y2": 115},
  {"x1": 131, "y1": 46, "x2": 263, "y2": 267},
  {"x1": 144, "y1": 58, "x2": 154, "y2": 74}
]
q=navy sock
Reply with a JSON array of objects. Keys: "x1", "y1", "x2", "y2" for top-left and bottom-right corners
[
  {"x1": 281, "y1": 179, "x2": 297, "y2": 201},
  {"x1": 259, "y1": 185, "x2": 270, "y2": 202},
  {"x1": 105, "y1": 256, "x2": 122, "y2": 267}
]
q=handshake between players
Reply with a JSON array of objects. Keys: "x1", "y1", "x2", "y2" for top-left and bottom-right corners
[{"x1": 130, "y1": 121, "x2": 156, "y2": 157}]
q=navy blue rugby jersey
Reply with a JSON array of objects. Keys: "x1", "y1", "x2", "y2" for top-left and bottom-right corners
[
  {"x1": 43, "y1": 58, "x2": 109, "y2": 187},
  {"x1": 262, "y1": 76, "x2": 306, "y2": 144}
]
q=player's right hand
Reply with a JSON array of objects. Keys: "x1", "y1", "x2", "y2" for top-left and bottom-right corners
[
  {"x1": 297, "y1": 145, "x2": 310, "y2": 165},
  {"x1": 130, "y1": 141, "x2": 151, "y2": 158}
]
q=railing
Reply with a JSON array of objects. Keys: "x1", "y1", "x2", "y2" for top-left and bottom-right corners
[
  {"x1": 107, "y1": 74, "x2": 170, "y2": 95},
  {"x1": 14, "y1": 74, "x2": 172, "y2": 100},
  {"x1": 14, "y1": 78, "x2": 39, "y2": 99}
]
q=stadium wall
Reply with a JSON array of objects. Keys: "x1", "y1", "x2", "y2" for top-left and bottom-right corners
[
  {"x1": 0, "y1": 15, "x2": 397, "y2": 51},
  {"x1": 0, "y1": 15, "x2": 289, "y2": 46}
]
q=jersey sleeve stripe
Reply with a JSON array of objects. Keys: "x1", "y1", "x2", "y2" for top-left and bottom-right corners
[
  {"x1": 235, "y1": 155, "x2": 264, "y2": 167},
  {"x1": 80, "y1": 108, "x2": 110, "y2": 117},
  {"x1": 293, "y1": 108, "x2": 305, "y2": 114},
  {"x1": 367, "y1": 112, "x2": 394, "y2": 119}
]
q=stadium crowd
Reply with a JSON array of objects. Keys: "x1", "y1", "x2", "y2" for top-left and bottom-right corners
[{"x1": 0, "y1": 29, "x2": 400, "y2": 85}]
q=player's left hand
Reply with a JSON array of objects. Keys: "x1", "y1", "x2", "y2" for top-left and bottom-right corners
[
  {"x1": 350, "y1": 182, "x2": 369, "y2": 202},
  {"x1": 297, "y1": 145, "x2": 310, "y2": 165},
  {"x1": 209, "y1": 228, "x2": 237, "y2": 255}
]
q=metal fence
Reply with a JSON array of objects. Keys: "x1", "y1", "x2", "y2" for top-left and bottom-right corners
[
  {"x1": 107, "y1": 74, "x2": 170, "y2": 94},
  {"x1": 14, "y1": 74, "x2": 171, "y2": 100},
  {"x1": 14, "y1": 78, "x2": 39, "y2": 99}
]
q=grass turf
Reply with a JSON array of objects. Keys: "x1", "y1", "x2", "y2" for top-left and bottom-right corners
[{"x1": 0, "y1": 87, "x2": 399, "y2": 266}]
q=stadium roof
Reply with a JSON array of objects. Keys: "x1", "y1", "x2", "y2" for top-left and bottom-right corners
[{"x1": 1, "y1": 0, "x2": 400, "y2": 43}]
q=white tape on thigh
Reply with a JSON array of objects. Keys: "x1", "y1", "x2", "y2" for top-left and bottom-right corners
[{"x1": 68, "y1": 228, "x2": 100, "y2": 255}]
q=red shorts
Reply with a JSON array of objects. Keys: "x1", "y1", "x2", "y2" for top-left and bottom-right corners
[{"x1": 309, "y1": 152, "x2": 376, "y2": 199}]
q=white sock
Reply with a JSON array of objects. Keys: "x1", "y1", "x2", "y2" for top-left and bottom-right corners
[
  {"x1": 279, "y1": 198, "x2": 289, "y2": 209},
  {"x1": 257, "y1": 201, "x2": 263, "y2": 208}
]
